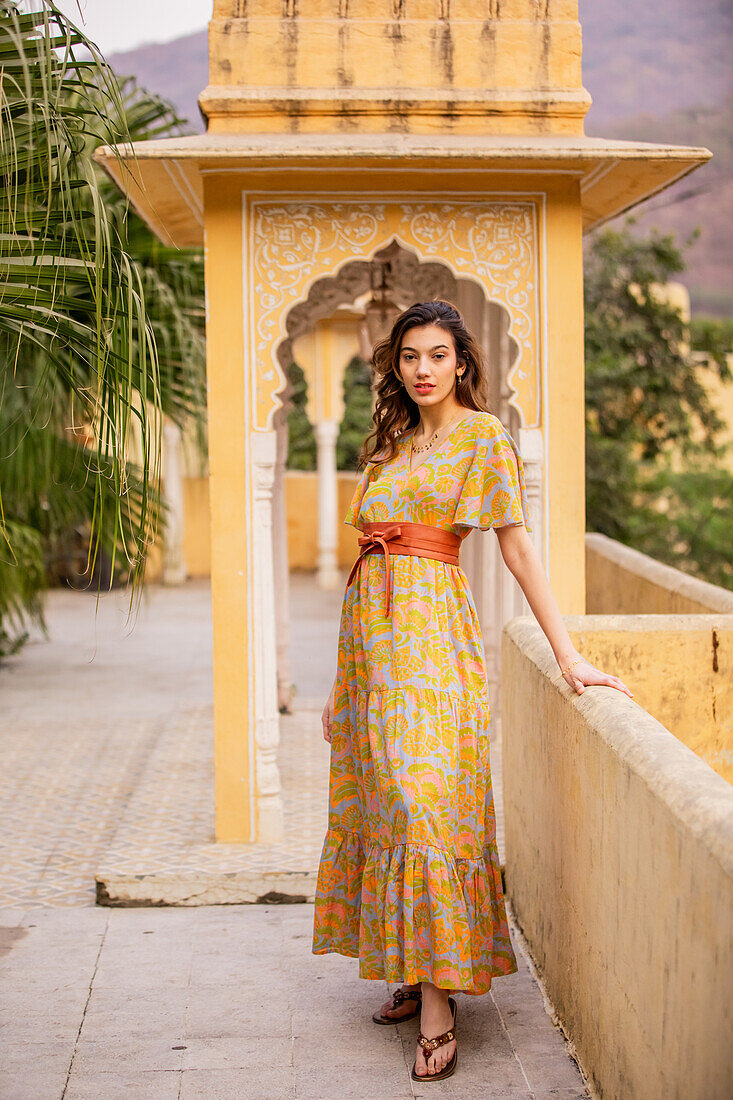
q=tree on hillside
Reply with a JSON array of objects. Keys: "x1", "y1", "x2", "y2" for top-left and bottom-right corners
[
  {"x1": 584, "y1": 222, "x2": 732, "y2": 588},
  {"x1": 0, "y1": 1, "x2": 206, "y2": 655}
]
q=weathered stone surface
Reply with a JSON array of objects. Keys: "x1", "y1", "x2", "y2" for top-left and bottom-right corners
[{"x1": 0, "y1": 905, "x2": 588, "y2": 1099}]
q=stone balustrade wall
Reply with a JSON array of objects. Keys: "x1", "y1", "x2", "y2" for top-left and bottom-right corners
[
  {"x1": 502, "y1": 616, "x2": 733, "y2": 1100},
  {"x1": 586, "y1": 532, "x2": 733, "y2": 615}
]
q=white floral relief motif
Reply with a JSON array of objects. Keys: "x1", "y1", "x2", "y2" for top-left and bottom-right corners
[
  {"x1": 400, "y1": 204, "x2": 536, "y2": 365},
  {"x1": 249, "y1": 199, "x2": 540, "y2": 431}
]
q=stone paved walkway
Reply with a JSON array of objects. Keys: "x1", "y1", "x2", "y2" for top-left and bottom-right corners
[
  {"x1": 0, "y1": 905, "x2": 588, "y2": 1100},
  {"x1": 0, "y1": 577, "x2": 589, "y2": 1098},
  {"x1": 0, "y1": 583, "x2": 216, "y2": 907}
]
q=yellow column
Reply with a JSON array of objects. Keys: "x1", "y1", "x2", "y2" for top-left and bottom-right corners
[
  {"x1": 544, "y1": 180, "x2": 587, "y2": 614},
  {"x1": 203, "y1": 176, "x2": 252, "y2": 842}
]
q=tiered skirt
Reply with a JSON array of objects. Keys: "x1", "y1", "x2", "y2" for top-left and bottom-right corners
[{"x1": 312, "y1": 681, "x2": 517, "y2": 994}]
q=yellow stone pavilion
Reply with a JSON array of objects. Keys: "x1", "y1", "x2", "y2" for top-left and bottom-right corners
[{"x1": 96, "y1": 1, "x2": 711, "y2": 843}]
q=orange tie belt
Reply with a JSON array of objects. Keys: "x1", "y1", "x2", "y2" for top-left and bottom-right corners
[{"x1": 346, "y1": 520, "x2": 464, "y2": 616}]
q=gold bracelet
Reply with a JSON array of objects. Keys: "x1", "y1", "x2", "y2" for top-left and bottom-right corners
[{"x1": 560, "y1": 656, "x2": 583, "y2": 677}]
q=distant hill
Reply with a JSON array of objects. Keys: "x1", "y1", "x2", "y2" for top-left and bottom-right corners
[
  {"x1": 579, "y1": 0, "x2": 733, "y2": 315},
  {"x1": 579, "y1": 0, "x2": 732, "y2": 131},
  {"x1": 591, "y1": 99, "x2": 732, "y2": 317},
  {"x1": 108, "y1": 2, "x2": 733, "y2": 315},
  {"x1": 109, "y1": 30, "x2": 208, "y2": 133}
]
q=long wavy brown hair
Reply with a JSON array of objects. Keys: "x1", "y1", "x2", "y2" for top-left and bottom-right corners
[{"x1": 360, "y1": 299, "x2": 492, "y2": 468}]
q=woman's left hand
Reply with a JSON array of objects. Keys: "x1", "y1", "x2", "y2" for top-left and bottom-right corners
[{"x1": 559, "y1": 655, "x2": 634, "y2": 698}]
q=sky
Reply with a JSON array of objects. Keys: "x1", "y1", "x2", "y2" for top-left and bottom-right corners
[{"x1": 53, "y1": 0, "x2": 211, "y2": 54}]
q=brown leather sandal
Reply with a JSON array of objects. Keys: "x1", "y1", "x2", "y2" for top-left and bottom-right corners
[
  {"x1": 410, "y1": 996, "x2": 458, "y2": 1082},
  {"x1": 372, "y1": 985, "x2": 422, "y2": 1025}
]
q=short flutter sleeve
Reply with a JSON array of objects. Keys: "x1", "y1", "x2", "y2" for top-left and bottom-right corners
[
  {"x1": 454, "y1": 417, "x2": 533, "y2": 533},
  {"x1": 343, "y1": 461, "x2": 375, "y2": 530}
]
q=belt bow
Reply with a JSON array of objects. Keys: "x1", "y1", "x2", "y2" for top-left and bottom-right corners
[
  {"x1": 345, "y1": 520, "x2": 463, "y2": 618},
  {"x1": 346, "y1": 523, "x2": 404, "y2": 616}
]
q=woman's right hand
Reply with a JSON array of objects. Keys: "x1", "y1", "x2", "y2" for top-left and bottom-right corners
[{"x1": 322, "y1": 679, "x2": 336, "y2": 744}]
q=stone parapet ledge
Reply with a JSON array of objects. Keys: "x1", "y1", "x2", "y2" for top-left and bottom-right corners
[
  {"x1": 586, "y1": 532, "x2": 733, "y2": 615},
  {"x1": 502, "y1": 615, "x2": 733, "y2": 1100}
]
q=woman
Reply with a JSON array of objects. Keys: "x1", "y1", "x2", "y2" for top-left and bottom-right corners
[{"x1": 312, "y1": 300, "x2": 632, "y2": 1082}]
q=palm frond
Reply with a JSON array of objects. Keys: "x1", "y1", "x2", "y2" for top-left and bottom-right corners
[{"x1": 0, "y1": 1, "x2": 207, "y2": 645}]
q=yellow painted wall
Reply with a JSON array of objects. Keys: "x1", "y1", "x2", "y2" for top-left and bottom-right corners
[
  {"x1": 285, "y1": 472, "x2": 362, "y2": 570},
  {"x1": 584, "y1": 535, "x2": 733, "y2": 779},
  {"x1": 564, "y1": 615, "x2": 733, "y2": 784},
  {"x1": 502, "y1": 616, "x2": 733, "y2": 1100},
  {"x1": 182, "y1": 478, "x2": 212, "y2": 577},
  {"x1": 180, "y1": 472, "x2": 361, "y2": 576},
  {"x1": 292, "y1": 314, "x2": 364, "y2": 425},
  {"x1": 544, "y1": 179, "x2": 586, "y2": 613},
  {"x1": 205, "y1": 1, "x2": 589, "y2": 136},
  {"x1": 144, "y1": 532, "x2": 163, "y2": 583},
  {"x1": 202, "y1": 175, "x2": 253, "y2": 843}
]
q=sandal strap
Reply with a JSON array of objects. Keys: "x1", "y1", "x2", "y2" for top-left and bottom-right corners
[
  {"x1": 392, "y1": 988, "x2": 421, "y2": 1006},
  {"x1": 417, "y1": 1028, "x2": 455, "y2": 1055}
]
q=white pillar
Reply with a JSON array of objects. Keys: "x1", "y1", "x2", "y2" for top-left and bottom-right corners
[
  {"x1": 251, "y1": 430, "x2": 285, "y2": 843},
  {"x1": 162, "y1": 419, "x2": 187, "y2": 585},
  {"x1": 315, "y1": 418, "x2": 341, "y2": 589},
  {"x1": 272, "y1": 407, "x2": 294, "y2": 713}
]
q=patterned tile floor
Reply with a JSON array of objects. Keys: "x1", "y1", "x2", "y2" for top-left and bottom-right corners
[
  {"x1": 95, "y1": 701, "x2": 332, "y2": 901},
  {"x1": 0, "y1": 574, "x2": 505, "y2": 907},
  {"x1": 0, "y1": 582, "x2": 215, "y2": 907}
]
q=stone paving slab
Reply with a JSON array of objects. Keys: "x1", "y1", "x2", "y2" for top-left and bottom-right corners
[
  {"x1": 0, "y1": 904, "x2": 589, "y2": 1099},
  {"x1": 95, "y1": 699, "x2": 503, "y2": 907},
  {"x1": 0, "y1": 579, "x2": 337, "y2": 908}
]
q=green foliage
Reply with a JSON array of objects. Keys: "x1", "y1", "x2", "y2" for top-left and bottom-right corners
[
  {"x1": 285, "y1": 362, "x2": 316, "y2": 470},
  {"x1": 584, "y1": 223, "x2": 733, "y2": 589},
  {"x1": 689, "y1": 316, "x2": 733, "y2": 367},
  {"x1": 585, "y1": 223, "x2": 726, "y2": 459},
  {"x1": 630, "y1": 461, "x2": 733, "y2": 591},
  {"x1": 336, "y1": 355, "x2": 374, "y2": 470},
  {"x1": 0, "y1": 1, "x2": 207, "y2": 654},
  {"x1": 0, "y1": 520, "x2": 45, "y2": 657},
  {"x1": 285, "y1": 353, "x2": 374, "y2": 471}
]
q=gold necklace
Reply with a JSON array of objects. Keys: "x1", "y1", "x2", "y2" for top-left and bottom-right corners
[
  {"x1": 409, "y1": 412, "x2": 465, "y2": 465},
  {"x1": 411, "y1": 427, "x2": 439, "y2": 454}
]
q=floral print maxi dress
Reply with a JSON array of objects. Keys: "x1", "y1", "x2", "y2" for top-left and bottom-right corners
[{"x1": 311, "y1": 410, "x2": 533, "y2": 995}]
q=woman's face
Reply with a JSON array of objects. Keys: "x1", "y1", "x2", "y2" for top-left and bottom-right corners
[{"x1": 397, "y1": 323, "x2": 462, "y2": 408}]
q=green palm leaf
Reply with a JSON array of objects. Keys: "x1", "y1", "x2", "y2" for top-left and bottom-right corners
[{"x1": 0, "y1": 1, "x2": 207, "y2": 654}]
